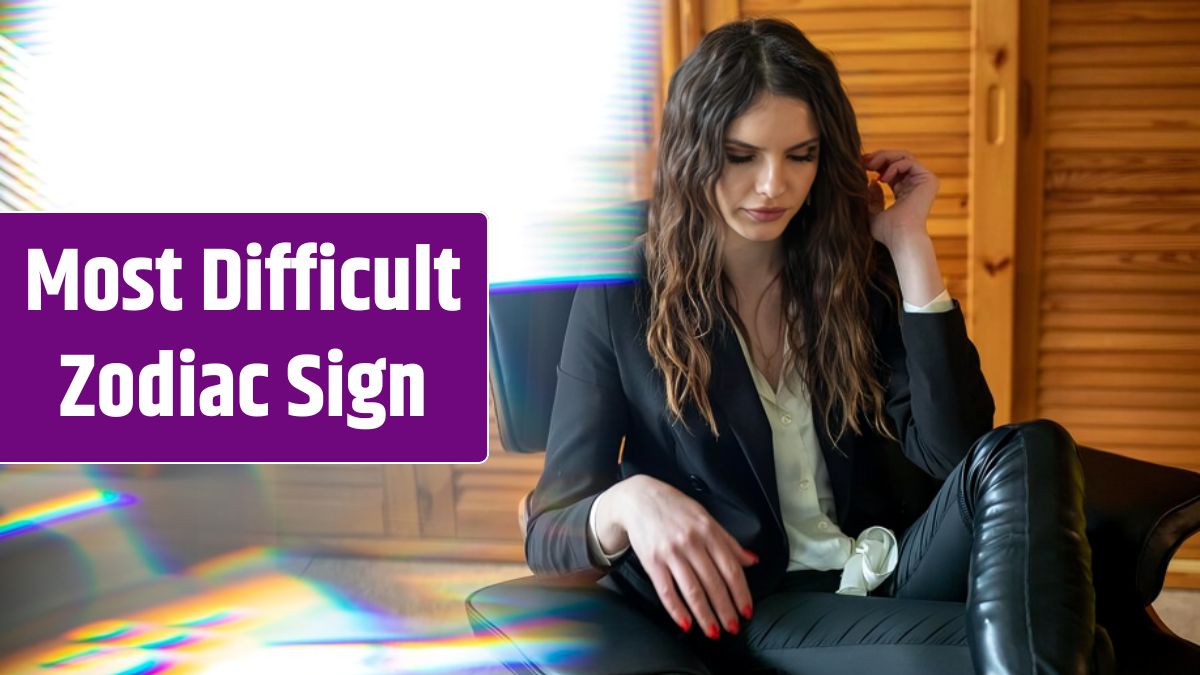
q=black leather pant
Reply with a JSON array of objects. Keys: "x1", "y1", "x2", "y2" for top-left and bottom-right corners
[{"x1": 736, "y1": 420, "x2": 1098, "y2": 675}]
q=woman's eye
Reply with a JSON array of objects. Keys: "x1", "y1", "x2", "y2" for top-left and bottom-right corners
[{"x1": 725, "y1": 153, "x2": 815, "y2": 164}]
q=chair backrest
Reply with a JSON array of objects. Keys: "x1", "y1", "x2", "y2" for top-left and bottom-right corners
[{"x1": 488, "y1": 285, "x2": 579, "y2": 453}]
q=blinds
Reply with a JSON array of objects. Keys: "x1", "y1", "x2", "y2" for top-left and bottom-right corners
[{"x1": 1038, "y1": 0, "x2": 1200, "y2": 566}]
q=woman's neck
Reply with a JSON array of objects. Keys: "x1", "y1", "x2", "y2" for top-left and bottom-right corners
[{"x1": 722, "y1": 236, "x2": 785, "y2": 294}]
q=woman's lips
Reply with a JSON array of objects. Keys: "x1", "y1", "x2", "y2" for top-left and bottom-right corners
[{"x1": 744, "y1": 207, "x2": 789, "y2": 222}]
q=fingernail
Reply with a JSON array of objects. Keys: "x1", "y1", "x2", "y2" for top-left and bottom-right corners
[
  {"x1": 741, "y1": 604, "x2": 754, "y2": 620},
  {"x1": 678, "y1": 616, "x2": 692, "y2": 632},
  {"x1": 745, "y1": 550, "x2": 759, "y2": 564},
  {"x1": 706, "y1": 624, "x2": 720, "y2": 640},
  {"x1": 725, "y1": 618, "x2": 740, "y2": 635}
]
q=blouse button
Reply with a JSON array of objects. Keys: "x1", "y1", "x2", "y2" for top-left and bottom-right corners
[
  {"x1": 818, "y1": 520, "x2": 830, "y2": 531},
  {"x1": 799, "y1": 479, "x2": 811, "y2": 490},
  {"x1": 781, "y1": 414, "x2": 793, "y2": 425}
]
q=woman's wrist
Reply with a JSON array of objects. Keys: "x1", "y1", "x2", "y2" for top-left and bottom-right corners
[
  {"x1": 885, "y1": 231, "x2": 946, "y2": 308},
  {"x1": 593, "y1": 479, "x2": 633, "y2": 555}
]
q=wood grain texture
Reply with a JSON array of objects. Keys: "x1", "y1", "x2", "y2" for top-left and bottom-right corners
[
  {"x1": 769, "y1": 8, "x2": 968, "y2": 32},
  {"x1": 744, "y1": 0, "x2": 966, "y2": 10},
  {"x1": 1048, "y1": 43, "x2": 1200, "y2": 67},
  {"x1": 1032, "y1": 0, "x2": 1200, "y2": 583},
  {"x1": 1048, "y1": 87, "x2": 1200, "y2": 110},
  {"x1": 1051, "y1": 2, "x2": 1200, "y2": 25},
  {"x1": 1048, "y1": 21, "x2": 1200, "y2": 46}
]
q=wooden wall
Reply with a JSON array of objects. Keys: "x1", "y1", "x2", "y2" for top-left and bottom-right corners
[
  {"x1": 1035, "y1": 1, "x2": 1200, "y2": 476},
  {"x1": 1017, "y1": 0, "x2": 1200, "y2": 582}
]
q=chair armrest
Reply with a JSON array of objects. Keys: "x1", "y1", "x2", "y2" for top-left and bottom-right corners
[
  {"x1": 1078, "y1": 446, "x2": 1200, "y2": 612},
  {"x1": 466, "y1": 573, "x2": 712, "y2": 675}
]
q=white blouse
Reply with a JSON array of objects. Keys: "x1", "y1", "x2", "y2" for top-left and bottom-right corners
[{"x1": 587, "y1": 289, "x2": 954, "y2": 596}]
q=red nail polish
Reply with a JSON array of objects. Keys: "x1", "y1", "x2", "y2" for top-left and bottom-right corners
[
  {"x1": 745, "y1": 550, "x2": 759, "y2": 564},
  {"x1": 678, "y1": 616, "x2": 692, "y2": 633},
  {"x1": 706, "y1": 624, "x2": 720, "y2": 640},
  {"x1": 726, "y1": 619, "x2": 740, "y2": 635},
  {"x1": 741, "y1": 604, "x2": 754, "y2": 620}
]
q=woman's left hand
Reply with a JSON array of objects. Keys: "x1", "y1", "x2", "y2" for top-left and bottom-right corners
[{"x1": 862, "y1": 149, "x2": 939, "y2": 251}]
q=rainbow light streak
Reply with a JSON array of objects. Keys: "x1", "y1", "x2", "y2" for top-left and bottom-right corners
[
  {"x1": 489, "y1": 275, "x2": 637, "y2": 294},
  {"x1": 0, "y1": 488, "x2": 137, "y2": 540},
  {"x1": 0, "y1": 1, "x2": 50, "y2": 51},
  {"x1": 0, "y1": 0, "x2": 52, "y2": 210},
  {"x1": 170, "y1": 610, "x2": 239, "y2": 629},
  {"x1": 219, "y1": 637, "x2": 591, "y2": 673},
  {"x1": 138, "y1": 633, "x2": 199, "y2": 650},
  {"x1": 3, "y1": 554, "x2": 600, "y2": 674},
  {"x1": 0, "y1": 29, "x2": 50, "y2": 211},
  {"x1": 491, "y1": 0, "x2": 657, "y2": 288},
  {"x1": 19, "y1": 585, "x2": 591, "y2": 673},
  {"x1": 113, "y1": 658, "x2": 174, "y2": 675},
  {"x1": 493, "y1": 202, "x2": 646, "y2": 291},
  {"x1": 37, "y1": 645, "x2": 103, "y2": 667},
  {"x1": 70, "y1": 620, "x2": 142, "y2": 643}
]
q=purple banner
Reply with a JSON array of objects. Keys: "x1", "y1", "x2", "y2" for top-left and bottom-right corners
[{"x1": 3, "y1": 213, "x2": 487, "y2": 462}]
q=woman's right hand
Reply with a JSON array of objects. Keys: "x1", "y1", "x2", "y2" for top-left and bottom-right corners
[{"x1": 593, "y1": 474, "x2": 759, "y2": 639}]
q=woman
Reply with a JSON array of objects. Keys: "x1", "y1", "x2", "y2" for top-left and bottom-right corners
[{"x1": 525, "y1": 17, "x2": 1097, "y2": 674}]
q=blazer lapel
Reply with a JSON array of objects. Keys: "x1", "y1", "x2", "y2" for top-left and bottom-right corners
[{"x1": 708, "y1": 321, "x2": 785, "y2": 534}]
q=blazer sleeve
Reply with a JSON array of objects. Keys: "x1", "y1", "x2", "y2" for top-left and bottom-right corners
[
  {"x1": 877, "y1": 288, "x2": 996, "y2": 480},
  {"x1": 525, "y1": 282, "x2": 630, "y2": 575}
]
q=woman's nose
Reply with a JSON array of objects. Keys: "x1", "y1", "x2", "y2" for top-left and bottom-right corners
[{"x1": 756, "y1": 160, "x2": 787, "y2": 199}]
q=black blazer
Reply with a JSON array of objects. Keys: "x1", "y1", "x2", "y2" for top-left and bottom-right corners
[{"x1": 524, "y1": 245, "x2": 995, "y2": 608}]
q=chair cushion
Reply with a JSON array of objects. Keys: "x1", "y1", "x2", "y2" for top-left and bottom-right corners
[{"x1": 466, "y1": 572, "x2": 713, "y2": 674}]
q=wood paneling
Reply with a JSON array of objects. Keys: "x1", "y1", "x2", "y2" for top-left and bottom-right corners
[
  {"x1": 1029, "y1": 0, "x2": 1200, "y2": 583},
  {"x1": 270, "y1": 483, "x2": 386, "y2": 537},
  {"x1": 384, "y1": 465, "x2": 421, "y2": 537},
  {"x1": 768, "y1": 9, "x2": 969, "y2": 33},
  {"x1": 454, "y1": 452, "x2": 544, "y2": 541},
  {"x1": 969, "y1": 0, "x2": 1021, "y2": 422},
  {"x1": 1048, "y1": 87, "x2": 1200, "y2": 110},
  {"x1": 1050, "y1": 1, "x2": 1200, "y2": 25},
  {"x1": 1048, "y1": 21, "x2": 1200, "y2": 46}
]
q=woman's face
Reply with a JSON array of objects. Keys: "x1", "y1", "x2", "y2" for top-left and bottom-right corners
[{"x1": 714, "y1": 94, "x2": 819, "y2": 244}]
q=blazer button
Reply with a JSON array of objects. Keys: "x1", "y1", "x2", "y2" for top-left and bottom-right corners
[{"x1": 688, "y1": 474, "x2": 708, "y2": 493}]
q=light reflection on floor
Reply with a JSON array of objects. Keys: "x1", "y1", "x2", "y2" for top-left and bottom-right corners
[
  {"x1": 0, "y1": 489, "x2": 137, "y2": 541},
  {"x1": 0, "y1": 469, "x2": 591, "y2": 673},
  {"x1": 0, "y1": 546, "x2": 588, "y2": 673}
]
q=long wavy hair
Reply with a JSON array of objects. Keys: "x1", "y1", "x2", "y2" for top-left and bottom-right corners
[{"x1": 644, "y1": 17, "x2": 900, "y2": 445}]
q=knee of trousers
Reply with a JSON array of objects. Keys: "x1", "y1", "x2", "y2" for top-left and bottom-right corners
[{"x1": 959, "y1": 419, "x2": 1082, "y2": 521}]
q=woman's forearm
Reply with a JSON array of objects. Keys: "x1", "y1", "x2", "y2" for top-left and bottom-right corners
[{"x1": 886, "y1": 232, "x2": 946, "y2": 308}]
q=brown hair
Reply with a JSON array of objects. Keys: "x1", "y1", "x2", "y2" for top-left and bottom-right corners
[{"x1": 643, "y1": 17, "x2": 899, "y2": 445}]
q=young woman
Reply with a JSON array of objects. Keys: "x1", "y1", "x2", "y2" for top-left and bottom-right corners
[{"x1": 525, "y1": 18, "x2": 1098, "y2": 674}]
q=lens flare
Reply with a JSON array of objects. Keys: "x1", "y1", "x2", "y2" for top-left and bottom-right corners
[
  {"x1": 0, "y1": 488, "x2": 136, "y2": 540},
  {"x1": 1, "y1": 548, "x2": 597, "y2": 673}
]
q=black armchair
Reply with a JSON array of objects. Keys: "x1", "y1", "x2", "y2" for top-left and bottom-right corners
[{"x1": 469, "y1": 283, "x2": 1200, "y2": 674}]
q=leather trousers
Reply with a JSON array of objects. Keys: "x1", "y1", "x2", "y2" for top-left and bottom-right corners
[
  {"x1": 884, "y1": 419, "x2": 1097, "y2": 674},
  {"x1": 728, "y1": 420, "x2": 1101, "y2": 675}
]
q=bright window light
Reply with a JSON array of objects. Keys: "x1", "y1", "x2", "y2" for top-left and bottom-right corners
[{"x1": 13, "y1": 0, "x2": 659, "y2": 284}]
